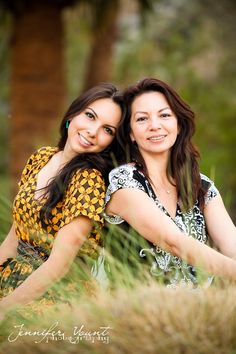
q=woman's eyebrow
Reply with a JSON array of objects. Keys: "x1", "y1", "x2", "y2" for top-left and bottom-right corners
[
  {"x1": 134, "y1": 107, "x2": 171, "y2": 116},
  {"x1": 134, "y1": 111, "x2": 148, "y2": 117},
  {"x1": 159, "y1": 107, "x2": 171, "y2": 113},
  {"x1": 88, "y1": 107, "x2": 116, "y2": 130},
  {"x1": 105, "y1": 124, "x2": 117, "y2": 130}
]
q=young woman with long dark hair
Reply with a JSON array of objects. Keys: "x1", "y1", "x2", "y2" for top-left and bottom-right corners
[
  {"x1": 105, "y1": 78, "x2": 236, "y2": 287},
  {"x1": 0, "y1": 83, "x2": 125, "y2": 315}
]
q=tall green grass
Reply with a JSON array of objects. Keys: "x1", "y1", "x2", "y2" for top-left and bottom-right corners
[
  {"x1": 1, "y1": 282, "x2": 236, "y2": 354},
  {"x1": 0, "y1": 192, "x2": 11, "y2": 239},
  {"x1": 1, "y1": 198, "x2": 236, "y2": 354}
]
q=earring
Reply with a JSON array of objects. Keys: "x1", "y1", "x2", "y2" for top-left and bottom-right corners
[{"x1": 65, "y1": 120, "x2": 70, "y2": 129}]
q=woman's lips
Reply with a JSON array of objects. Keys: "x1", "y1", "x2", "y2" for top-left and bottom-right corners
[
  {"x1": 78, "y1": 133, "x2": 93, "y2": 147},
  {"x1": 147, "y1": 135, "x2": 167, "y2": 141}
]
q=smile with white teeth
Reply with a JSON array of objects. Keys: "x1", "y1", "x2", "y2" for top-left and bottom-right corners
[
  {"x1": 148, "y1": 135, "x2": 166, "y2": 141},
  {"x1": 78, "y1": 134, "x2": 93, "y2": 146}
]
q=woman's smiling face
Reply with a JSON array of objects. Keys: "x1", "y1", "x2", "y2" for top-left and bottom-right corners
[
  {"x1": 65, "y1": 98, "x2": 122, "y2": 159},
  {"x1": 130, "y1": 91, "x2": 179, "y2": 159}
]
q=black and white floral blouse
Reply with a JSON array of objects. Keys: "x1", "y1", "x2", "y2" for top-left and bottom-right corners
[{"x1": 105, "y1": 164, "x2": 219, "y2": 288}]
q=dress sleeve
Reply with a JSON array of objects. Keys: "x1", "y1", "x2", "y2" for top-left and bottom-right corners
[
  {"x1": 105, "y1": 164, "x2": 145, "y2": 224},
  {"x1": 62, "y1": 169, "x2": 105, "y2": 228},
  {"x1": 200, "y1": 174, "x2": 219, "y2": 205}
]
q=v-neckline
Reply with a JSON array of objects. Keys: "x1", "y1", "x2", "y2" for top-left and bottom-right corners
[
  {"x1": 33, "y1": 148, "x2": 58, "y2": 202},
  {"x1": 137, "y1": 169, "x2": 178, "y2": 221}
]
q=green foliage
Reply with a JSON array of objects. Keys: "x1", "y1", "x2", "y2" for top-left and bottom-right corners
[
  {"x1": 0, "y1": 201, "x2": 236, "y2": 353},
  {"x1": 1, "y1": 231, "x2": 236, "y2": 353},
  {"x1": 0, "y1": 193, "x2": 11, "y2": 239}
]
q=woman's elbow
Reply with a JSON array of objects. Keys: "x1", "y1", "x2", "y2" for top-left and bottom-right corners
[{"x1": 163, "y1": 232, "x2": 191, "y2": 260}]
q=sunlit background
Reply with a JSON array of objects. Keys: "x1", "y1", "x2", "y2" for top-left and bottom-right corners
[{"x1": 0, "y1": 0, "x2": 235, "y2": 220}]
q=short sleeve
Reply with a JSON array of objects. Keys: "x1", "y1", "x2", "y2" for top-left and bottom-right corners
[
  {"x1": 200, "y1": 174, "x2": 219, "y2": 206},
  {"x1": 62, "y1": 169, "x2": 105, "y2": 228},
  {"x1": 105, "y1": 164, "x2": 145, "y2": 224}
]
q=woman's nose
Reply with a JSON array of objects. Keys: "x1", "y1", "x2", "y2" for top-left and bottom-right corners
[
  {"x1": 87, "y1": 123, "x2": 99, "y2": 138},
  {"x1": 87, "y1": 128, "x2": 96, "y2": 137},
  {"x1": 149, "y1": 117, "x2": 161, "y2": 130}
]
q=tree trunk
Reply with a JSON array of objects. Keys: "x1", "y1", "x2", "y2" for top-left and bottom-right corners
[
  {"x1": 83, "y1": 0, "x2": 120, "y2": 91},
  {"x1": 10, "y1": 3, "x2": 66, "y2": 196}
]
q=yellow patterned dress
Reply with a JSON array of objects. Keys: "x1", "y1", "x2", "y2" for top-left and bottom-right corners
[{"x1": 0, "y1": 146, "x2": 105, "y2": 302}]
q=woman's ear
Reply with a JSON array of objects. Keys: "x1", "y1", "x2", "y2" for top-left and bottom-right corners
[{"x1": 130, "y1": 131, "x2": 135, "y2": 142}]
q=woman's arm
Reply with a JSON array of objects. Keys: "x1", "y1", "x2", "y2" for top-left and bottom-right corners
[
  {"x1": 0, "y1": 216, "x2": 92, "y2": 313},
  {"x1": 204, "y1": 194, "x2": 236, "y2": 258},
  {"x1": 106, "y1": 188, "x2": 236, "y2": 280},
  {"x1": 0, "y1": 224, "x2": 18, "y2": 265}
]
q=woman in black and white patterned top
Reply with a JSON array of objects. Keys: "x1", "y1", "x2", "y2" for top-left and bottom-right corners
[{"x1": 105, "y1": 78, "x2": 236, "y2": 287}]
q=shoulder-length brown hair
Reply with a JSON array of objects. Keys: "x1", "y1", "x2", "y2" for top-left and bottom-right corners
[
  {"x1": 40, "y1": 83, "x2": 125, "y2": 228},
  {"x1": 119, "y1": 77, "x2": 207, "y2": 211}
]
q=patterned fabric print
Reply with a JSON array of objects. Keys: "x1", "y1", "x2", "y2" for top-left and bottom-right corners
[
  {"x1": 105, "y1": 164, "x2": 219, "y2": 288},
  {"x1": 105, "y1": 165, "x2": 146, "y2": 224},
  {"x1": 0, "y1": 146, "x2": 105, "y2": 298},
  {"x1": 0, "y1": 256, "x2": 41, "y2": 298},
  {"x1": 62, "y1": 168, "x2": 105, "y2": 257}
]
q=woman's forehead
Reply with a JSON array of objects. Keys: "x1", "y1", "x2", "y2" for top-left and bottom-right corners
[{"x1": 131, "y1": 91, "x2": 169, "y2": 112}]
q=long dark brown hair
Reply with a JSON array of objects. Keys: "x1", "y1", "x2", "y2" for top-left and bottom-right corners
[
  {"x1": 119, "y1": 78, "x2": 208, "y2": 211},
  {"x1": 40, "y1": 83, "x2": 125, "y2": 228}
]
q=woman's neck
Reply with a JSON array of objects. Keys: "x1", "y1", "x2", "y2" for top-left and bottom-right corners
[
  {"x1": 141, "y1": 152, "x2": 176, "y2": 198},
  {"x1": 141, "y1": 152, "x2": 170, "y2": 183},
  {"x1": 59, "y1": 144, "x2": 77, "y2": 166}
]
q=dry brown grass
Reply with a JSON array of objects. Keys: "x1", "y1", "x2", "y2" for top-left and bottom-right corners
[{"x1": 1, "y1": 281, "x2": 236, "y2": 354}]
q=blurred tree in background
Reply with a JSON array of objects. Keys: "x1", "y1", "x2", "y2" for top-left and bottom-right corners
[
  {"x1": 0, "y1": 0, "x2": 76, "y2": 195},
  {"x1": 82, "y1": 0, "x2": 152, "y2": 90},
  {"x1": 0, "y1": 0, "x2": 235, "y2": 220}
]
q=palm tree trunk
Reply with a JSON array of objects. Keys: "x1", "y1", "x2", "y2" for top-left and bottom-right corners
[
  {"x1": 83, "y1": 0, "x2": 120, "y2": 91},
  {"x1": 10, "y1": 3, "x2": 66, "y2": 196}
]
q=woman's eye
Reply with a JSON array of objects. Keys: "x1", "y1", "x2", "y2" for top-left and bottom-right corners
[
  {"x1": 85, "y1": 112, "x2": 95, "y2": 119},
  {"x1": 160, "y1": 113, "x2": 171, "y2": 119},
  {"x1": 136, "y1": 116, "x2": 147, "y2": 122},
  {"x1": 104, "y1": 127, "x2": 114, "y2": 135}
]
